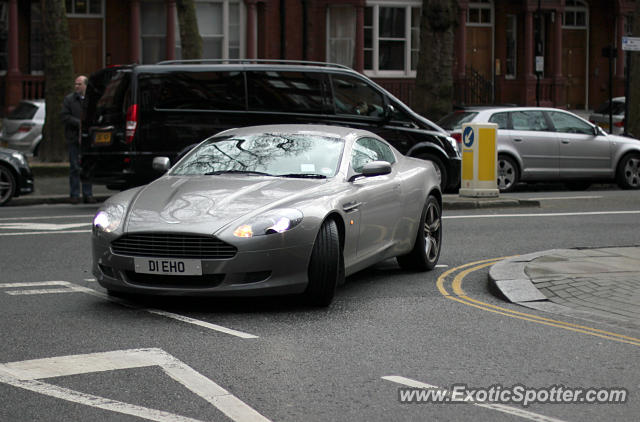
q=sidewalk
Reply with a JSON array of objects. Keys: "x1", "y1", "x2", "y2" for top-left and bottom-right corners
[{"x1": 489, "y1": 247, "x2": 640, "y2": 330}]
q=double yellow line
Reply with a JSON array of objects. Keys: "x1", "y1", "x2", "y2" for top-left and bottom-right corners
[{"x1": 437, "y1": 258, "x2": 640, "y2": 347}]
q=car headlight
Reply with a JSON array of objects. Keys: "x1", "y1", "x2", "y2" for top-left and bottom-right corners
[
  {"x1": 11, "y1": 152, "x2": 27, "y2": 166},
  {"x1": 233, "y1": 209, "x2": 303, "y2": 238},
  {"x1": 93, "y1": 204, "x2": 126, "y2": 233}
]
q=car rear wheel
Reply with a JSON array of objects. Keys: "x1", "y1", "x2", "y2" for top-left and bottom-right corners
[
  {"x1": 616, "y1": 153, "x2": 640, "y2": 190},
  {"x1": 497, "y1": 155, "x2": 519, "y2": 192},
  {"x1": 416, "y1": 154, "x2": 447, "y2": 191},
  {"x1": 305, "y1": 219, "x2": 342, "y2": 306},
  {"x1": 397, "y1": 195, "x2": 442, "y2": 271},
  {"x1": 0, "y1": 164, "x2": 16, "y2": 206}
]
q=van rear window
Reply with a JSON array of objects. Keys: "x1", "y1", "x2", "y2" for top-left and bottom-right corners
[
  {"x1": 85, "y1": 70, "x2": 131, "y2": 127},
  {"x1": 138, "y1": 71, "x2": 246, "y2": 111}
]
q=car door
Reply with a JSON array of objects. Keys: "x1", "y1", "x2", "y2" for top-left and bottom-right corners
[
  {"x1": 546, "y1": 110, "x2": 612, "y2": 178},
  {"x1": 506, "y1": 110, "x2": 559, "y2": 180},
  {"x1": 349, "y1": 137, "x2": 401, "y2": 261}
]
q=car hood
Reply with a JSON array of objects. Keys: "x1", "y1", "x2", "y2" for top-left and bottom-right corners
[{"x1": 123, "y1": 175, "x2": 326, "y2": 234}]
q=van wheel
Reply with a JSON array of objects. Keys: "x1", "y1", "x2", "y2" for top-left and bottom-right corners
[
  {"x1": 304, "y1": 219, "x2": 342, "y2": 306},
  {"x1": 397, "y1": 195, "x2": 442, "y2": 271},
  {"x1": 616, "y1": 153, "x2": 640, "y2": 190},
  {"x1": 417, "y1": 154, "x2": 447, "y2": 191},
  {"x1": 0, "y1": 164, "x2": 16, "y2": 206},
  {"x1": 497, "y1": 155, "x2": 519, "y2": 192}
]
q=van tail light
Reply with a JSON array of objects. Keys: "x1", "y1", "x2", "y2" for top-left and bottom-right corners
[
  {"x1": 614, "y1": 120, "x2": 625, "y2": 128},
  {"x1": 451, "y1": 132, "x2": 462, "y2": 146},
  {"x1": 125, "y1": 104, "x2": 138, "y2": 144}
]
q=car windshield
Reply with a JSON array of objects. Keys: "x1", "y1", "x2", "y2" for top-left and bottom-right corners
[
  {"x1": 437, "y1": 111, "x2": 478, "y2": 130},
  {"x1": 170, "y1": 132, "x2": 345, "y2": 178}
]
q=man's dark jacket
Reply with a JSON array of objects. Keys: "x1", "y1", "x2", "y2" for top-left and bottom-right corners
[{"x1": 61, "y1": 92, "x2": 84, "y2": 145}]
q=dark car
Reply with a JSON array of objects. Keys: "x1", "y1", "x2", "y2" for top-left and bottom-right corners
[
  {"x1": 80, "y1": 60, "x2": 461, "y2": 191},
  {"x1": 0, "y1": 147, "x2": 34, "y2": 206}
]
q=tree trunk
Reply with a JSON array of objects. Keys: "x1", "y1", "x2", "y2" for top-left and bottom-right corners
[
  {"x1": 39, "y1": 0, "x2": 74, "y2": 162},
  {"x1": 412, "y1": 0, "x2": 457, "y2": 122},
  {"x1": 628, "y1": 1, "x2": 640, "y2": 138},
  {"x1": 176, "y1": 0, "x2": 203, "y2": 60}
]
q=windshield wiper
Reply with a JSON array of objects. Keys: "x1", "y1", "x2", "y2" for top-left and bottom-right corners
[
  {"x1": 276, "y1": 173, "x2": 327, "y2": 179},
  {"x1": 204, "y1": 170, "x2": 272, "y2": 176}
]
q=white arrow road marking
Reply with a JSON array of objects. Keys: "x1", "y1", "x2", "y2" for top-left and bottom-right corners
[
  {"x1": 382, "y1": 376, "x2": 568, "y2": 422},
  {"x1": 0, "y1": 348, "x2": 271, "y2": 422},
  {"x1": 0, "y1": 281, "x2": 258, "y2": 339}
]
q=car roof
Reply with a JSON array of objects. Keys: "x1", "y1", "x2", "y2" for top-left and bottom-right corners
[{"x1": 214, "y1": 124, "x2": 378, "y2": 140}]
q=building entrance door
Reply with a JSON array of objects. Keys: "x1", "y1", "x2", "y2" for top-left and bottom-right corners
[
  {"x1": 562, "y1": 29, "x2": 587, "y2": 109},
  {"x1": 68, "y1": 18, "x2": 103, "y2": 76},
  {"x1": 465, "y1": 26, "x2": 492, "y2": 79}
]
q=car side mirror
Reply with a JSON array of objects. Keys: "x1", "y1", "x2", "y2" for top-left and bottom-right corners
[
  {"x1": 361, "y1": 161, "x2": 392, "y2": 177},
  {"x1": 384, "y1": 104, "x2": 396, "y2": 122},
  {"x1": 152, "y1": 156, "x2": 171, "y2": 172}
]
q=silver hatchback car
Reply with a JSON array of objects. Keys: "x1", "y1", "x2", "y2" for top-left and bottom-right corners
[
  {"x1": 0, "y1": 99, "x2": 45, "y2": 156},
  {"x1": 438, "y1": 107, "x2": 640, "y2": 192}
]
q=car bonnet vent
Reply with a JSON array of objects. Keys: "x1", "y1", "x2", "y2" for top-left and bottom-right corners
[{"x1": 111, "y1": 233, "x2": 237, "y2": 259}]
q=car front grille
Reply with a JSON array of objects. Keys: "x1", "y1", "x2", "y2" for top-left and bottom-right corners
[{"x1": 111, "y1": 233, "x2": 237, "y2": 259}]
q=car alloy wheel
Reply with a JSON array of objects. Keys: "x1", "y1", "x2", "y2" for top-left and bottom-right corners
[
  {"x1": 397, "y1": 195, "x2": 441, "y2": 271},
  {"x1": 497, "y1": 155, "x2": 519, "y2": 192},
  {"x1": 0, "y1": 164, "x2": 16, "y2": 206},
  {"x1": 617, "y1": 153, "x2": 640, "y2": 189}
]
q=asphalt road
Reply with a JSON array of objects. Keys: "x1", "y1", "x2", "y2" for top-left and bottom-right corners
[{"x1": 0, "y1": 187, "x2": 639, "y2": 421}]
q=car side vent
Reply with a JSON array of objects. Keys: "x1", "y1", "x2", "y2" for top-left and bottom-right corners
[{"x1": 111, "y1": 233, "x2": 237, "y2": 259}]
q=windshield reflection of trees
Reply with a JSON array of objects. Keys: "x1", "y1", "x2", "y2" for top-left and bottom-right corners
[{"x1": 173, "y1": 133, "x2": 343, "y2": 176}]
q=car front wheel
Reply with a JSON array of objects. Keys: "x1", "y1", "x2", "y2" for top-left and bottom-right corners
[
  {"x1": 397, "y1": 195, "x2": 442, "y2": 271},
  {"x1": 304, "y1": 219, "x2": 342, "y2": 306},
  {"x1": 0, "y1": 164, "x2": 16, "y2": 206},
  {"x1": 497, "y1": 155, "x2": 519, "y2": 192},
  {"x1": 616, "y1": 153, "x2": 640, "y2": 190}
]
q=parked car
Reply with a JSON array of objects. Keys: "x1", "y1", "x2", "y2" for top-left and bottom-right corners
[
  {"x1": 91, "y1": 124, "x2": 442, "y2": 306},
  {"x1": 0, "y1": 147, "x2": 34, "y2": 206},
  {"x1": 0, "y1": 99, "x2": 45, "y2": 156},
  {"x1": 437, "y1": 107, "x2": 640, "y2": 192},
  {"x1": 81, "y1": 60, "x2": 460, "y2": 192},
  {"x1": 589, "y1": 96, "x2": 625, "y2": 135}
]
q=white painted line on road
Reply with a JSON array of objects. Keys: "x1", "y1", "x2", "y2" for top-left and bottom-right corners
[
  {"x1": 0, "y1": 214, "x2": 94, "y2": 221},
  {"x1": 435, "y1": 264, "x2": 448, "y2": 268},
  {"x1": 84, "y1": 278, "x2": 96, "y2": 282},
  {"x1": 383, "y1": 376, "x2": 568, "y2": 422},
  {"x1": 525, "y1": 195, "x2": 602, "y2": 201},
  {"x1": 6, "y1": 288, "x2": 76, "y2": 295},
  {"x1": 0, "y1": 222, "x2": 90, "y2": 230},
  {"x1": 444, "y1": 210, "x2": 640, "y2": 219},
  {"x1": 0, "y1": 229, "x2": 91, "y2": 236},
  {"x1": 0, "y1": 281, "x2": 259, "y2": 339},
  {"x1": 0, "y1": 348, "x2": 271, "y2": 422}
]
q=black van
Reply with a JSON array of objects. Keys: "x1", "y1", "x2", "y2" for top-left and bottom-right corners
[{"x1": 81, "y1": 61, "x2": 460, "y2": 191}]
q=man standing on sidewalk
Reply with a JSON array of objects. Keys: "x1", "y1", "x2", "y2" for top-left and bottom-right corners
[{"x1": 61, "y1": 75, "x2": 95, "y2": 204}]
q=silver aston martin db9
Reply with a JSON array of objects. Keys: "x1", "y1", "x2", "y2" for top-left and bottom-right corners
[{"x1": 91, "y1": 125, "x2": 442, "y2": 306}]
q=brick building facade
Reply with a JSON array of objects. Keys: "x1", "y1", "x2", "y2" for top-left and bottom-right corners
[{"x1": 0, "y1": 0, "x2": 635, "y2": 116}]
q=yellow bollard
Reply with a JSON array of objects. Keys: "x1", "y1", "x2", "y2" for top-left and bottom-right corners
[{"x1": 459, "y1": 123, "x2": 499, "y2": 197}]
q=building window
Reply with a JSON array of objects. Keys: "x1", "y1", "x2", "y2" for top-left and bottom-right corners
[
  {"x1": 327, "y1": 6, "x2": 356, "y2": 68},
  {"x1": 65, "y1": 0, "x2": 103, "y2": 16},
  {"x1": 562, "y1": 0, "x2": 587, "y2": 29},
  {"x1": 364, "y1": 1, "x2": 421, "y2": 77},
  {"x1": 505, "y1": 14, "x2": 516, "y2": 79},
  {"x1": 142, "y1": 0, "x2": 243, "y2": 64},
  {"x1": 467, "y1": 0, "x2": 492, "y2": 26}
]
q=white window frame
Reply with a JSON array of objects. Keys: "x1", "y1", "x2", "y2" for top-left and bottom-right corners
[
  {"x1": 364, "y1": 0, "x2": 421, "y2": 78},
  {"x1": 467, "y1": 0, "x2": 492, "y2": 27},
  {"x1": 325, "y1": 5, "x2": 356, "y2": 68},
  {"x1": 65, "y1": 0, "x2": 104, "y2": 17},
  {"x1": 562, "y1": 0, "x2": 588, "y2": 29}
]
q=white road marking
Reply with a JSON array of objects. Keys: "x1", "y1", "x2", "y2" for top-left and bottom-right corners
[
  {"x1": 0, "y1": 229, "x2": 91, "y2": 236},
  {"x1": 444, "y1": 210, "x2": 640, "y2": 219},
  {"x1": 84, "y1": 278, "x2": 96, "y2": 282},
  {"x1": 435, "y1": 264, "x2": 448, "y2": 268},
  {"x1": 0, "y1": 214, "x2": 94, "y2": 221},
  {"x1": 0, "y1": 348, "x2": 271, "y2": 422},
  {"x1": 525, "y1": 195, "x2": 602, "y2": 201},
  {"x1": 382, "y1": 376, "x2": 568, "y2": 422},
  {"x1": 0, "y1": 222, "x2": 90, "y2": 230},
  {"x1": 0, "y1": 281, "x2": 258, "y2": 339}
]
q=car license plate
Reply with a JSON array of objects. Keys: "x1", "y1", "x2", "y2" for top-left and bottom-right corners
[
  {"x1": 93, "y1": 131, "x2": 112, "y2": 146},
  {"x1": 134, "y1": 258, "x2": 202, "y2": 275}
]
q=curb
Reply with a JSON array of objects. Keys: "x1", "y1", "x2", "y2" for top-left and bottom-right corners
[{"x1": 443, "y1": 197, "x2": 540, "y2": 210}]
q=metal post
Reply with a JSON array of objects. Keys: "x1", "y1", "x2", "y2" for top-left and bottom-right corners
[{"x1": 624, "y1": 51, "x2": 631, "y2": 136}]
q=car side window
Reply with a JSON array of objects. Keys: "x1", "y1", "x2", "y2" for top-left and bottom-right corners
[
  {"x1": 488, "y1": 112, "x2": 509, "y2": 129},
  {"x1": 351, "y1": 137, "x2": 395, "y2": 173},
  {"x1": 331, "y1": 74, "x2": 385, "y2": 118},
  {"x1": 547, "y1": 111, "x2": 594, "y2": 135},
  {"x1": 509, "y1": 111, "x2": 550, "y2": 132},
  {"x1": 247, "y1": 71, "x2": 328, "y2": 113}
]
